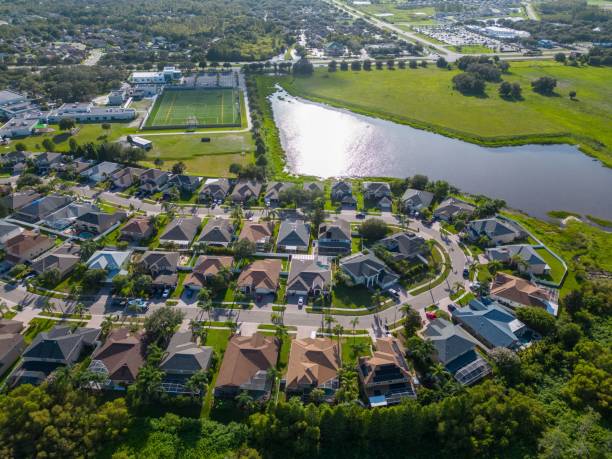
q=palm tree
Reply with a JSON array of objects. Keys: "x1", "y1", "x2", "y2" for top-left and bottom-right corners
[
  {"x1": 101, "y1": 315, "x2": 114, "y2": 337},
  {"x1": 275, "y1": 325, "x2": 288, "y2": 347},
  {"x1": 332, "y1": 324, "x2": 344, "y2": 348},
  {"x1": 271, "y1": 312, "x2": 282, "y2": 325},
  {"x1": 235, "y1": 390, "x2": 254, "y2": 412},
  {"x1": 350, "y1": 317, "x2": 359, "y2": 343},
  {"x1": 371, "y1": 289, "x2": 383, "y2": 310},
  {"x1": 430, "y1": 362, "x2": 450, "y2": 386},
  {"x1": 41, "y1": 298, "x2": 54, "y2": 314},
  {"x1": 70, "y1": 283, "x2": 82, "y2": 300},
  {"x1": 324, "y1": 314, "x2": 336, "y2": 334},
  {"x1": 185, "y1": 370, "x2": 208, "y2": 399},
  {"x1": 73, "y1": 302, "x2": 86, "y2": 317}
]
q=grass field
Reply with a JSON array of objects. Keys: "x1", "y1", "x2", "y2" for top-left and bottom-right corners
[
  {"x1": 449, "y1": 45, "x2": 493, "y2": 54},
  {"x1": 275, "y1": 62, "x2": 612, "y2": 166},
  {"x1": 145, "y1": 89, "x2": 241, "y2": 129}
]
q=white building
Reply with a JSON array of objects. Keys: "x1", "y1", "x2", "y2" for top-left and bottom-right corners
[
  {"x1": 46, "y1": 103, "x2": 135, "y2": 123},
  {"x1": 128, "y1": 136, "x2": 152, "y2": 150},
  {"x1": 0, "y1": 117, "x2": 39, "y2": 138},
  {"x1": 129, "y1": 66, "x2": 182, "y2": 84}
]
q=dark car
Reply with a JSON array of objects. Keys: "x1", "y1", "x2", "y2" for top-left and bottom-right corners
[
  {"x1": 463, "y1": 268, "x2": 470, "y2": 278},
  {"x1": 356, "y1": 212, "x2": 366, "y2": 219}
]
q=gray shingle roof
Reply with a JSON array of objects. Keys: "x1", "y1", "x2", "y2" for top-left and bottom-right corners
[
  {"x1": 277, "y1": 220, "x2": 310, "y2": 248},
  {"x1": 160, "y1": 217, "x2": 201, "y2": 243},
  {"x1": 160, "y1": 331, "x2": 213, "y2": 374},
  {"x1": 423, "y1": 318, "x2": 478, "y2": 365},
  {"x1": 198, "y1": 218, "x2": 233, "y2": 244}
]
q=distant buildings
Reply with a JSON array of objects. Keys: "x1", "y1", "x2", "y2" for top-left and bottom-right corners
[
  {"x1": 129, "y1": 66, "x2": 182, "y2": 84},
  {"x1": 46, "y1": 102, "x2": 135, "y2": 123}
]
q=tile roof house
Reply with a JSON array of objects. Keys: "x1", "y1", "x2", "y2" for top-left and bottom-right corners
[
  {"x1": 0, "y1": 219, "x2": 23, "y2": 246},
  {"x1": 466, "y1": 218, "x2": 525, "y2": 246},
  {"x1": 452, "y1": 299, "x2": 533, "y2": 350},
  {"x1": 490, "y1": 273, "x2": 558, "y2": 316},
  {"x1": 120, "y1": 216, "x2": 154, "y2": 242},
  {"x1": 239, "y1": 221, "x2": 275, "y2": 251},
  {"x1": 197, "y1": 217, "x2": 234, "y2": 247},
  {"x1": 11, "y1": 325, "x2": 100, "y2": 387},
  {"x1": 74, "y1": 210, "x2": 126, "y2": 235},
  {"x1": 286, "y1": 257, "x2": 332, "y2": 297},
  {"x1": 379, "y1": 232, "x2": 427, "y2": 261},
  {"x1": 199, "y1": 178, "x2": 231, "y2": 202},
  {"x1": 277, "y1": 220, "x2": 310, "y2": 252},
  {"x1": 5, "y1": 231, "x2": 55, "y2": 264},
  {"x1": 0, "y1": 319, "x2": 25, "y2": 378},
  {"x1": 86, "y1": 250, "x2": 132, "y2": 282},
  {"x1": 159, "y1": 216, "x2": 201, "y2": 248},
  {"x1": 401, "y1": 188, "x2": 434, "y2": 213},
  {"x1": 34, "y1": 152, "x2": 64, "y2": 174},
  {"x1": 317, "y1": 219, "x2": 351, "y2": 256},
  {"x1": 0, "y1": 190, "x2": 41, "y2": 212},
  {"x1": 422, "y1": 318, "x2": 491, "y2": 386},
  {"x1": 139, "y1": 168, "x2": 170, "y2": 195},
  {"x1": 184, "y1": 255, "x2": 233, "y2": 290},
  {"x1": 110, "y1": 166, "x2": 146, "y2": 190},
  {"x1": 214, "y1": 333, "x2": 279, "y2": 400},
  {"x1": 169, "y1": 174, "x2": 202, "y2": 193},
  {"x1": 31, "y1": 242, "x2": 81, "y2": 278},
  {"x1": 434, "y1": 197, "x2": 476, "y2": 221},
  {"x1": 80, "y1": 161, "x2": 122, "y2": 183},
  {"x1": 264, "y1": 181, "x2": 295, "y2": 205},
  {"x1": 230, "y1": 179, "x2": 262, "y2": 203},
  {"x1": 285, "y1": 338, "x2": 340, "y2": 400},
  {"x1": 486, "y1": 244, "x2": 550, "y2": 276},
  {"x1": 237, "y1": 259, "x2": 282, "y2": 295},
  {"x1": 137, "y1": 251, "x2": 179, "y2": 288},
  {"x1": 88, "y1": 328, "x2": 146, "y2": 389},
  {"x1": 13, "y1": 194, "x2": 72, "y2": 223},
  {"x1": 339, "y1": 252, "x2": 398, "y2": 290},
  {"x1": 43, "y1": 202, "x2": 99, "y2": 230},
  {"x1": 358, "y1": 337, "x2": 416, "y2": 407},
  {"x1": 160, "y1": 331, "x2": 213, "y2": 395}
]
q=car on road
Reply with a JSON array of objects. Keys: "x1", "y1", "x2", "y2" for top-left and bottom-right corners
[
  {"x1": 127, "y1": 298, "x2": 149, "y2": 312},
  {"x1": 356, "y1": 212, "x2": 366, "y2": 219},
  {"x1": 463, "y1": 268, "x2": 470, "y2": 278}
]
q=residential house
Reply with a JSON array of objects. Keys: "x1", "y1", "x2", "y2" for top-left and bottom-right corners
[
  {"x1": 11, "y1": 325, "x2": 100, "y2": 387},
  {"x1": 139, "y1": 168, "x2": 170, "y2": 195},
  {"x1": 434, "y1": 197, "x2": 475, "y2": 222},
  {"x1": 0, "y1": 219, "x2": 23, "y2": 246},
  {"x1": 88, "y1": 328, "x2": 146, "y2": 389},
  {"x1": 264, "y1": 181, "x2": 294, "y2": 206},
  {"x1": 466, "y1": 218, "x2": 525, "y2": 246},
  {"x1": 74, "y1": 210, "x2": 126, "y2": 235},
  {"x1": 331, "y1": 181, "x2": 356, "y2": 207},
  {"x1": 317, "y1": 219, "x2": 351, "y2": 256},
  {"x1": 137, "y1": 251, "x2": 179, "y2": 289},
  {"x1": 422, "y1": 318, "x2": 491, "y2": 386},
  {"x1": 231, "y1": 179, "x2": 262, "y2": 203},
  {"x1": 452, "y1": 299, "x2": 534, "y2": 350},
  {"x1": 379, "y1": 232, "x2": 427, "y2": 261},
  {"x1": 80, "y1": 161, "x2": 122, "y2": 183},
  {"x1": 284, "y1": 338, "x2": 340, "y2": 400},
  {"x1": 13, "y1": 194, "x2": 72, "y2": 223},
  {"x1": 0, "y1": 319, "x2": 25, "y2": 377},
  {"x1": 239, "y1": 221, "x2": 274, "y2": 251},
  {"x1": 31, "y1": 242, "x2": 81, "y2": 279},
  {"x1": 363, "y1": 182, "x2": 391, "y2": 200},
  {"x1": 5, "y1": 231, "x2": 55, "y2": 264},
  {"x1": 34, "y1": 152, "x2": 64, "y2": 174},
  {"x1": 401, "y1": 188, "x2": 434, "y2": 213},
  {"x1": 43, "y1": 202, "x2": 99, "y2": 230},
  {"x1": 0, "y1": 190, "x2": 40, "y2": 212},
  {"x1": 339, "y1": 252, "x2": 398, "y2": 290},
  {"x1": 357, "y1": 337, "x2": 416, "y2": 407},
  {"x1": 286, "y1": 256, "x2": 332, "y2": 297},
  {"x1": 160, "y1": 331, "x2": 213, "y2": 395},
  {"x1": 110, "y1": 166, "x2": 146, "y2": 190},
  {"x1": 86, "y1": 250, "x2": 132, "y2": 283},
  {"x1": 486, "y1": 244, "x2": 550, "y2": 276},
  {"x1": 277, "y1": 220, "x2": 310, "y2": 252},
  {"x1": 377, "y1": 195, "x2": 393, "y2": 211},
  {"x1": 303, "y1": 182, "x2": 324, "y2": 194},
  {"x1": 168, "y1": 174, "x2": 201, "y2": 194},
  {"x1": 55, "y1": 160, "x2": 93, "y2": 177},
  {"x1": 199, "y1": 178, "x2": 231, "y2": 202},
  {"x1": 0, "y1": 151, "x2": 33, "y2": 169},
  {"x1": 197, "y1": 217, "x2": 234, "y2": 247},
  {"x1": 120, "y1": 216, "x2": 154, "y2": 242},
  {"x1": 159, "y1": 216, "x2": 201, "y2": 248},
  {"x1": 214, "y1": 333, "x2": 279, "y2": 400},
  {"x1": 490, "y1": 273, "x2": 558, "y2": 316},
  {"x1": 237, "y1": 259, "x2": 282, "y2": 296},
  {"x1": 184, "y1": 255, "x2": 233, "y2": 291}
]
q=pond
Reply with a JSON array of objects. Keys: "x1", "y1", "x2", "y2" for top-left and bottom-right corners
[{"x1": 270, "y1": 90, "x2": 612, "y2": 221}]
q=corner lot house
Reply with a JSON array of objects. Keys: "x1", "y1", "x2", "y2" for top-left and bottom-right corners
[
  {"x1": 88, "y1": 328, "x2": 145, "y2": 390},
  {"x1": 120, "y1": 216, "x2": 154, "y2": 242},
  {"x1": 31, "y1": 242, "x2": 81, "y2": 279},
  {"x1": 286, "y1": 256, "x2": 332, "y2": 297},
  {"x1": 423, "y1": 318, "x2": 491, "y2": 386},
  {"x1": 490, "y1": 273, "x2": 558, "y2": 316},
  {"x1": 214, "y1": 333, "x2": 279, "y2": 401},
  {"x1": 401, "y1": 188, "x2": 434, "y2": 213},
  {"x1": 13, "y1": 194, "x2": 72, "y2": 223},
  {"x1": 237, "y1": 259, "x2": 282, "y2": 296},
  {"x1": 137, "y1": 251, "x2": 179, "y2": 289},
  {"x1": 80, "y1": 161, "x2": 122, "y2": 183},
  {"x1": 239, "y1": 221, "x2": 274, "y2": 251},
  {"x1": 277, "y1": 220, "x2": 310, "y2": 252},
  {"x1": 466, "y1": 218, "x2": 525, "y2": 245},
  {"x1": 0, "y1": 319, "x2": 25, "y2": 378},
  {"x1": 358, "y1": 337, "x2": 416, "y2": 407},
  {"x1": 452, "y1": 299, "x2": 534, "y2": 350},
  {"x1": 160, "y1": 331, "x2": 213, "y2": 395},
  {"x1": 434, "y1": 197, "x2": 475, "y2": 221},
  {"x1": 317, "y1": 219, "x2": 351, "y2": 256},
  {"x1": 5, "y1": 231, "x2": 55, "y2": 264},
  {"x1": 184, "y1": 255, "x2": 233, "y2": 290},
  {"x1": 159, "y1": 216, "x2": 201, "y2": 248},
  {"x1": 197, "y1": 217, "x2": 234, "y2": 247},
  {"x1": 285, "y1": 338, "x2": 340, "y2": 401},
  {"x1": 199, "y1": 178, "x2": 231, "y2": 202},
  {"x1": 231, "y1": 179, "x2": 262, "y2": 203},
  {"x1": 339, "y1": 252, "x2": 398, "y2": 290},
  {"x1": 86, "y1": 250, "x2": 132, "y2": 282},
  {"x1": 486, "y1": 244, "x2": 550, "y2": 276},
  {"x1": 379, "y1": 232, "x2": 427, "y2": 261}
]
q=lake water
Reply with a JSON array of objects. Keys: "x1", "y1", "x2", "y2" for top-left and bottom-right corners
[{"x1": 270, "y1": 90, "x2": 612, "y2": 221}]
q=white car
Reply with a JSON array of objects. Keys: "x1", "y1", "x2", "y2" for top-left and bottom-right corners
[
  {"x1": 297, "y1": 297, "x2": 304, "y2": 307},
  {"x1": 162, "y1": 288, "x2": 171, "y2": 299}
]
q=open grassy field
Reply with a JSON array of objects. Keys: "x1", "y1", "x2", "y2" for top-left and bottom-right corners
[
  {"x1": 353, "y1": 2, "x2": 436, "y2": 24},
  {"x1": 276, "y1": 62, "x2": 612, "y2": 166},
  {"x1": 145, "y1": 88, "x2": 241, "y2": 129},
  {"x1": 449, "y1": 44, "x2": 493, "y2": 54}
]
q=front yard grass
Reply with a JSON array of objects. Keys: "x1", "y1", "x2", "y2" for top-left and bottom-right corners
[
  {"x1": 340, "y1": 337, "x2": 372, "y2": 366},
  {"x1": 332, "y1": 284, "x2": 374, "y2": 309},
  {"x1": 23, "y1": 318, "x2": 86, "y2": 344}
]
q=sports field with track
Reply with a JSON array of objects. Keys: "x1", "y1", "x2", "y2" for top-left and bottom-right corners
[{"x1": 145, "y1": 88, "x2": 241, "y2": 129}]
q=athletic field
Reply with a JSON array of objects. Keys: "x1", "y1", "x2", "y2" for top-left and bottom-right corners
[{"x1": 145, "y1": 88, "x2": 241, "y2": 129}]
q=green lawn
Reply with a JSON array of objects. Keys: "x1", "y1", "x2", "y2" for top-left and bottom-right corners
[
  {"x1": 355, "y1": 3, "x2": 436, "y2": 24},
  {"x1": 340, "y1": 337, "x2": 372, "y2": 366},
  {"x1": 535, "y1": 247, "x2": 566, "y2": 284},
  {"x1": 274, "y1": 62, "x2": 612, "y2": 166},
  {"x1": 23, "y1": 318, "x2": 85, "y2": 344},
  {"x1": 201, "y1": 328, "x2": 233, "y2": 418},
  {"x1": 449, "y1": 45, "x2": 493, "y2": 54},
  {"x1": 332, "y1": 284, "x2": 375, "y2": 309}
]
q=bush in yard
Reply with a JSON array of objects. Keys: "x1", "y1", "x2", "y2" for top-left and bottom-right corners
[{"x1": 359, "y1": 218, "x2": 388, "y2": 241}]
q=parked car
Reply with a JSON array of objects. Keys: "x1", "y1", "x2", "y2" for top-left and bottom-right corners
[
  {"x1": 356, "y1": 213, "x2": 366, "y2": 219},
  {"x1": 388, "y1": 288, "x2": 400, "y2": 299},
  {"x1": 448, "y1": 304, "x2": 457, "y2": 312},
  {"x1": 462, "y1": 268, "x2": 469, "y2": 278},
  {"x1": 297, "y1": 296, "x2": 304, "y2": 307},
  {"x1": 425, "y1": 312, "x2": 437, "y2": 321},
  {"x1": 127, "y1": 298, "x2": 149, "y2": 312},
  {"x1": 162, "y1": 288, "x2": 170, "y2": 299}
]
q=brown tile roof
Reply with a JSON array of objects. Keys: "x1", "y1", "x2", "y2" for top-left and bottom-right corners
[
  {"x1": 121, "y1": 216, "x2": 153, "y2": 236},
  {"x1": 5, "y1": 231, "x2": 54, "y2": 259},
  {"x1": 359, "y1": 337, "x2": 410, "y2": 386},
  {"x1": 237, "y1": 259, "x2": 282, "y2": 291},
  {"x1": 285, "y1": 338, "x2": 340, "y2": 391},
  {"x1": 184, "y1": 255, "x2": 233, "y2": 289},
  {"x1": 491, "y1": 273, "x2": 554, "y2": 309},
  {"x1": 0, "y1": 319, "x2": 24, "y2": 334},
  {"x1": 91, "y1": 328, "x2": 145, "y2": 383},
  {"x1": 215, "y1": 333, "x2": 278, "y2": 389},
  {"x1": 239, "y1": 221, "x2": 274, "y2": 244}
]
